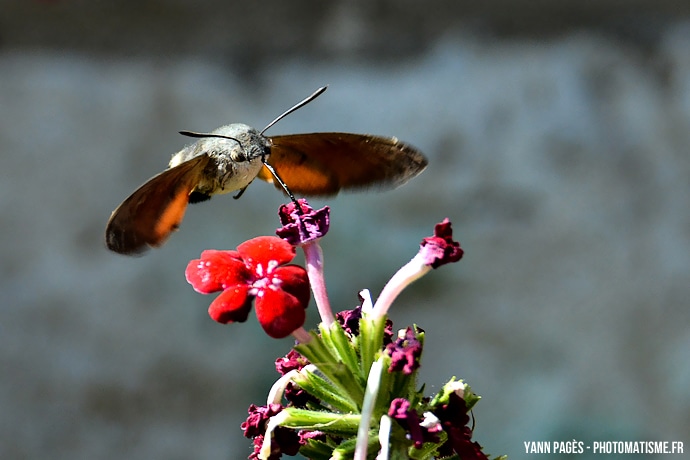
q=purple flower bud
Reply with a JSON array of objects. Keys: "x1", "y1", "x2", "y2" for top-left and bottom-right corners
[
  {"x1": 388, "y1": 398, "x2": 425, "y2": 448},
  {"x1": 433, "y1": 393, "x2": 489, "y2": 459},
  {"x1": 385, "y1": 326, "x2": 423, "y2": 375},
  {"x1": 335, "y1": 306, "x2": 363, "y2": 336},
  {"x1": 275, "y1": 350, "x2": 309, "y2": 375},
  {"x1": 419, "y1": 218, "x2": 463, "y2": 268},
  {"x1": 276, "y1": 199, "x2": 330, "y2": 246}
]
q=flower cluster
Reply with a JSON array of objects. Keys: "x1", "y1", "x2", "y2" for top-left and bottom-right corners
[{"x1": 185, "y1": 200, "x2": 502, "y2": 460}]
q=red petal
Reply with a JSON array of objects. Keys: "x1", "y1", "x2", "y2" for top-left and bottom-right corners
[
  {"x1": 255, "y1": 287, "x2": 307, "y2": 339},
  {"x1": 185, "y1": 250, "x2": 250, "y2": 294},
  {"x1": 273, "y1": 265, "x2": 310, "y2": 309},
  {"x1": 237, "y1": 236, "x2": 295, "y2": 273},
  {"x1": 208, "y1": 285, "x2": 253, "y2": 324}
]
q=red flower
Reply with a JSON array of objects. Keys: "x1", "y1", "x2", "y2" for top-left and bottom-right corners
[{"x1": 185, "y1": 236, "x2": 310, "y2": 339}]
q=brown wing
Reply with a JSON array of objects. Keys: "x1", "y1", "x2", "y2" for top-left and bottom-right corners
[
  {"x1": 257, "y1": 133, "x2": 428, "y2": 196},
  {"x1": 105, "y1": 155, "x2": 210, "y2": 254}
]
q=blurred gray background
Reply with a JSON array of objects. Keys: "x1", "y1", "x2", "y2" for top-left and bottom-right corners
[{"x1": 2, "y1": 1, "x2": 689, "y2": 459}]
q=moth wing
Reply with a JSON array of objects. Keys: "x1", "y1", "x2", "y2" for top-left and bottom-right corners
[
  {"x1": 258, "y1": 133, "x2": 428, "y2": 196},
  {"x1": 105, "y1": 155, "x2": 210, "y2": 254}
]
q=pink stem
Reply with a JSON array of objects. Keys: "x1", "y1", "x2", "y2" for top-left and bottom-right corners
[
  {"x1": 302, "y1": 241, "x2": 334, "y2": 327},
  {"x1": 291, "y1": 327, "x2": 312, "y2": 344},
  {"x1": 372, "y1": 253, "x2": 431, "y2": 319}
]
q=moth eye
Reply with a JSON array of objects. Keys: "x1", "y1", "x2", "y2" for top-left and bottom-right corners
[{"x1": 232, "y1": 148, "x2": 247, "y2": 162}]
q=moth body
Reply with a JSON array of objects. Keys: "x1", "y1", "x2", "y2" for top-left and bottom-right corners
[{"x1": 169, "y1": 123, "x2": 270, "y2": 199}]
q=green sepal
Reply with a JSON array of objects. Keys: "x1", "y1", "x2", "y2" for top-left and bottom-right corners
[
  {"x1": 295, "y1": 331, "x2": 336, "y2": 366},
  {"x1": 372, "y1": 353, "x2": 395, "y2": 416},
  {"x1": 428, "y1": 377, "x2": 480, "y2": 411},
  {"x1": 279, "y1": 408, "x2": 361, "y2": 437},
  {"x1": 320, "y1": 321, "x2": 364, "y2": 382},
  {"x1": 359, "y1": 312, "x2": 387, "y2": 379},
  {"x1": 330, "y1": 432, "x2": 379, "y2": 460},
  {"x1": 292, "y1": 368, "x2": 359, "y2": 413},
  {"x1": 409, "y1": 437, "x2": 445, "y2": 460},
  {"x1": 299, "y1": 437, "x2": 338, "y2": 460},
  {"x1": 295, "y1": 332, "x2": 365, "y2": 407},
  {"x1": 464, "y1": 386, "x2": 481, "y2": 411}
]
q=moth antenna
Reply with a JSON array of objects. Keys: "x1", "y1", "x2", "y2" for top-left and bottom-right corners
[
  {"x1": 261, "y1": 86, "x2": 328, "y2": 135},
  {"x1": 179, "y1": 130, "x2": 241, "y2": 145}
]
